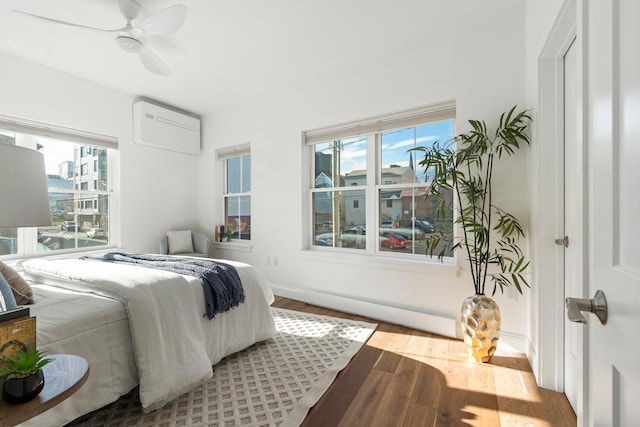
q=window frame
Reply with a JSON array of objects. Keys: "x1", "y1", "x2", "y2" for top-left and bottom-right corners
[
  {"x1": 218, "y1": 144, "x2": 251, "y2": 244},
  {"x1": 0, "y1": 116, "x2": 117, "y2": 260},
  {"x1": 304, "y1": 101, "x2": 456, "y2": 260}
]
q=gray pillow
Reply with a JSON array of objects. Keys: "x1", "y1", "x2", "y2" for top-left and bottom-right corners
[
  {"x1": 166, "y1": 230, "x2": 194, "y2": 254},
  {"x1": 0, "y1": 274, "x2": 17, "y2": 310}
]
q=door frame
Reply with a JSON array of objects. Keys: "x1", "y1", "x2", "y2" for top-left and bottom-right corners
[{"x1": 534, "y1": 0, "x2": 586, "y2": 412}]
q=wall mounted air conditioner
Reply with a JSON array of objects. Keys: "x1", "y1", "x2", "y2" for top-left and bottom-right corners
[{"x1": 133, "y1": 101, "x2": 201, "y2": 154}]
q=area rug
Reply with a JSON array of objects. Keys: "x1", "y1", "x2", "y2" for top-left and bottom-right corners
[{"x1": 67, "y1": 307, "x2": 377, "y2": 427}]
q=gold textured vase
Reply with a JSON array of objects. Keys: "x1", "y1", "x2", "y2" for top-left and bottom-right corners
[{"x1": 460, "y1": 294, "x2": 501, "y2": 363}]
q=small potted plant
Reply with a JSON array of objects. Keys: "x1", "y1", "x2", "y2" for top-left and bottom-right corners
[
  {"x1": 221, "y1": 230, "x2": 233, "y2": 242},
  {"x1": 0, "y1": 349, "x2": 53, "y2": 403}
]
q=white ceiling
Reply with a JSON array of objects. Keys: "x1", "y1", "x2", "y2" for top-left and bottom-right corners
[{"x1": 0, "y1": 0, "x2": 438, "y2": 116}]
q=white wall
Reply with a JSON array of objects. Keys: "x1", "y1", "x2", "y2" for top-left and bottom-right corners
[
  {"x1": 0, "y1": 51, "x2": 200, "y2": 253},
  {"x1": 199, "y1": 1, "x2": 531, "y2": 342}
]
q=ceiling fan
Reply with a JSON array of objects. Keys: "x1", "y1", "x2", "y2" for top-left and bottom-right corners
[{"x1": 14, "y1": 0, "x2": 187, "y2": 76}]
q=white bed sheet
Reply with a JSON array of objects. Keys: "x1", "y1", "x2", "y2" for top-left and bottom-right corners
[
  {"x1": 21, "y1": 284, "x2": 136, "y2": 427},
  {"x1": 19, "y1": 258, "x2": 277, "y2": 427}
]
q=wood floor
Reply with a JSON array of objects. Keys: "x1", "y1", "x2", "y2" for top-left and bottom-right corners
[{"x1": 272, "y1": 296, "x2": 577, "y2": 427}]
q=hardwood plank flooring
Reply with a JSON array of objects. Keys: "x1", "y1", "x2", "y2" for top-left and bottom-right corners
[{"x1": 272, "y1": 296, "x2": 577, "y2": 427}]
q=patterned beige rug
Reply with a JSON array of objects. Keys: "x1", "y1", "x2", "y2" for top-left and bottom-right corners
[{"x1": 67, "y1": 308, "x2": 377, "y2": 427}]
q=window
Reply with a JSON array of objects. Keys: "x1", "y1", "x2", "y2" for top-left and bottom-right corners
[
  {"x1": 306, "y1": 101, "x2": 455, "y2": 258},
  {"x1": 218, "y1": 144, "x2": 251, "y2": 242},
  {"x1": 0, "y1": 118, "x2": 115, "y2": 258}
]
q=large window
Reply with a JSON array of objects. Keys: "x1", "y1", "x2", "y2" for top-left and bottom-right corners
[
  {"x1": 306, "y1": 102, "x2": 455, "y2": 258},
  {"x1": 220, "y1": 144, "x2": 251, "y2": 242},
  {"x1": 0, "y1": 124, "x2": 114, "y2": 258}
]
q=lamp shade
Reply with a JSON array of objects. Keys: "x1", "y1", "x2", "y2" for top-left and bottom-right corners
[{"x1": 0, "y1": 144, "x2": 52, "y2": 227}]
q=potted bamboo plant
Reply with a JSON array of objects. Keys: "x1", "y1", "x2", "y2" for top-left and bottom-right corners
[{"x1": 412, "y1": 106, "x2": 531, "y2": 362}]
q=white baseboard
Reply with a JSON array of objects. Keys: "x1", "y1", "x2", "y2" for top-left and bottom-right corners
[
  {"x1": 526, "y1": 338, "x2": 539, "y2": 383},
  {"x1": 273, "y1": 286, "x2": 457, "y2": 339},
  {"x1": 497, "y1": 331, "x2": 530, "y2": 355},
  {"x1": 272, "y1": 285, "x2": 529, "y2": 353}
]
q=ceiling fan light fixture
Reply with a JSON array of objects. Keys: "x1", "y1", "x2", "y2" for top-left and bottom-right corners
[{"x1": 117, "y1": 36, "x2": 143, "y2": 53}]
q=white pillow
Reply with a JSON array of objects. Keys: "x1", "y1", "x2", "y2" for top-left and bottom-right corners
[{"x1": 166, "y1": 230, "x2": 194, "y2": 254}]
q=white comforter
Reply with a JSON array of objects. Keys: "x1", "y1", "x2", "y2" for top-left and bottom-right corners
[{"x1": 22, "y1": 257, "x2": 276, "y2": 413}]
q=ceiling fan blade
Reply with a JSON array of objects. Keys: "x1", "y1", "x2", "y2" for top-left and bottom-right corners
[
  {"x1": 139, "y1": 46, "x2": 171, "y2": 76},
  {"x1": 137, "y1": 4, "x2": 187, "y2": 36},
  {"x1": 13, "y1": 10, "x2": 125, "y2": 33}
]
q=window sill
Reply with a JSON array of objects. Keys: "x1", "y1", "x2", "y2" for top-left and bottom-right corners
[
  {"x1": 212, "y1": 241, "x2": 252, "y2": 253},
  {"x1": 300, "y1": 249, "x2": 459, "y2": 276},
  {"x1": 2, "y1": 246, "x2": 120, "y2": 264}
]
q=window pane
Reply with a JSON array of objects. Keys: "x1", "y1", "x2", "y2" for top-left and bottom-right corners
[
  {"x1": 314, "y1": 136, "x2": 367, "y2": 189},
  {"x1": 38, "y1": 193, "x2": 109, "y2": 252},
  {"x1": 378, "y1": 186, "x2": 453, "y2": 256},
  {"x1": 227, "y1": 157, "x2": 241, "y2": 193},
  {"x1": 379, "y1": 187, "x2": 420, "y2": 254},
  {"x1": 226, "y1": 154, "x2": 250, "y2": 194},
  {"x1": 0, "y1": 228, "x2": 18, "y2": 256},
  {"x1": 381, "y1": 121, "x2": 454, "y2": 184},
  {"x1": 312, "y1": 190, "x2": 365, "y2": 249},
  {"x1": 381, "y1": 128, "x2": 419, "y2": 184},
  {"x1": 225, "y1": 195, "x2": 251, "y2": 240},
  {"x1": 241, "y1": 155, "x2": 251, "y2": 192},
  {"x1": 312, "y1": 191, "x2": 336, "y2": 247}
]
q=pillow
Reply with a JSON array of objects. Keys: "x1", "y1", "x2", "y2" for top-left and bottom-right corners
[
  {"x1": 0, "y1": 273, "x2": 17, "y2": 310},
  {"x1": 0, "y1": 289, "x2": 6, "y2": 312},
  {"x1": 0, "y1": 261, "x2": 34, "y2": 305},
  {"x1": 166, "y1": 230, "x2": 194, "y2": 254}
]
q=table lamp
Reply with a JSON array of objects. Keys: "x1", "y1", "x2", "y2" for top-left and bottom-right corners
[{"x1": 0, "y1": 144, "x2": 52, "y2": 227}]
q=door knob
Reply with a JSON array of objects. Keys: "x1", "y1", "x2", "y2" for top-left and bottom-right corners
[{"x1": 565, "y1": 290, "x2": 607, "y2": 325}]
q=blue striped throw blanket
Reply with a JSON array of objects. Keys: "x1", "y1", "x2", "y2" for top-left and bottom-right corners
[{"x1": 81, "y1": 252, "x2": 244, "y2": 319}]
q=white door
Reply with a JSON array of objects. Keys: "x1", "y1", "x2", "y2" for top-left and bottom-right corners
[
  {"x1": 562, "y1": 37, "x2": 581, "y2": 414},
  {"x1": 582, "y1": 0, "x2": 640, "y2": 424}
]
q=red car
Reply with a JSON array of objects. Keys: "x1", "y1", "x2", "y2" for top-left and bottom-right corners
[{"x1": 380, "y1": 233, "x2": 408, "y2": 249}]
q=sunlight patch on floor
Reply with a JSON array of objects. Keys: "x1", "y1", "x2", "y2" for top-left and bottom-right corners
[{"x1": 272, "y1": 315, "x2": 336, "y2": 338}]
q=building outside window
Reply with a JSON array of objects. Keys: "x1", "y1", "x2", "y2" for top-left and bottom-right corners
[
  {"x1": 219, "y1": 144, "x2": 251, "y2": 242},
  {"x1": 0, "y1": 123, "x2": 114, "y2": 258},
  {"x1": 306, "y1": 102, "x2": 455, "y2": 258}
]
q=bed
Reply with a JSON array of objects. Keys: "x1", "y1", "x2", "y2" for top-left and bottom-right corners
[{"x1": 16, "y1": 256, "x2": 277, "y2": 427}]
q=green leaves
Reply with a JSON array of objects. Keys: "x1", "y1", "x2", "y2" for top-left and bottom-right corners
[
  {"x1": 410, "y1": 106, "x2": 531, "y2": 296},
  {"x1": 0, "y1": 350, "x2": 53, "y2": 380},
  {"x1": 495, "y1": 105, "x2": 531, "y2": 159},
  {"x1": 493, "y1": 207, "x2": 525, "y2": 239}
]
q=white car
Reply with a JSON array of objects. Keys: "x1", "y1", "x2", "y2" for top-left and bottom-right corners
[{"x1": 86, "y1": 228, "x2": 107, "y2": 239}]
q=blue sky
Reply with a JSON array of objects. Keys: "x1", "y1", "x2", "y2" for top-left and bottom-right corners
[{"x1": 326, "y1": 120, "x2": 455, "y2": 182}]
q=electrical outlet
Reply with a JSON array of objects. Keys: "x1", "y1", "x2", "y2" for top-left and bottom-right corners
[
  {"x1": 273, "y1": 256, "x2": 279, "y2": 267},
  {"x1": 506, "y1": 287, "x2": 518, "y2": 301}
]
